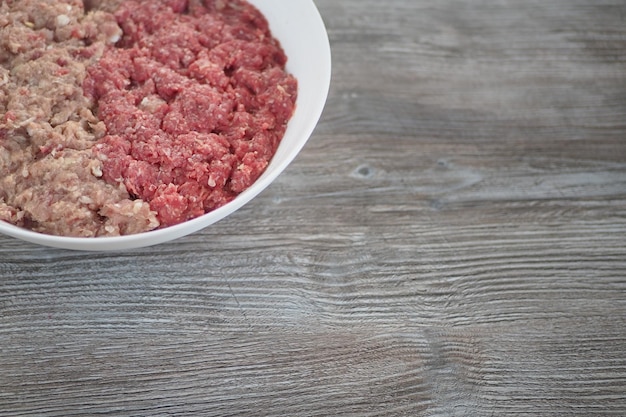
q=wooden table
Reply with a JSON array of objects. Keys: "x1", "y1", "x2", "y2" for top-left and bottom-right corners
[{"x1": 2, "y1": 0, "x2": 626, "y2": 415}]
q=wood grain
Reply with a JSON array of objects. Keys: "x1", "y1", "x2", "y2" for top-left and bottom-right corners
[{"x1": 1, "y1": 0, "x2": 626, "y2": 415}]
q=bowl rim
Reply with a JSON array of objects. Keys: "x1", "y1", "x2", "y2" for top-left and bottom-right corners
[{"x1": 0, "y1": 0, "x2": 332, "y2": 251}]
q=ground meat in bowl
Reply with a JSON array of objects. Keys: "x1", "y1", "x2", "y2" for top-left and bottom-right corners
[
  {"x1": 0, "y1": 0, "x2": 297, "y2": 236},
  {"x1": 0, "y1": 0, "x2": 157, "y2": 237}
]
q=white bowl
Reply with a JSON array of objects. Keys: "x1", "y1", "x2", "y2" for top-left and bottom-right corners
[{"x1": 0, "y1": 0, "x2": 331, "y2": 251}]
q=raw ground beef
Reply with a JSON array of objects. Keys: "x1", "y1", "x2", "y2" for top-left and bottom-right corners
[{"x1": 0, "y1": 0, "x2": 297, "y2": 236}]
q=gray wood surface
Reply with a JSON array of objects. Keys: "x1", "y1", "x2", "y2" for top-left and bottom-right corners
[{"x1": 2, "y1": 0, "x2": 626, "y2": 415}]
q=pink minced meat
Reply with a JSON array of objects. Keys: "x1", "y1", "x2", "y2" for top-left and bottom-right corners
[
  {"x1": 0, "y1": 0, "x2": 297, "y2": 236},
  {"x1": 84, "y1": 0, "x2": 297, "y2": 228},
  {"x1": 0, "y1": 0, "x2": 159, "y2": 237}
]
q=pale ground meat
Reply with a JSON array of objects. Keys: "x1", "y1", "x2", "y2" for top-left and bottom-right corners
[
  {"x1": 0, "y1": 0, "x2": 297, "y2": 237},
  {"x1": 0, "y1": 0, "x2": 158, "y2": 237}
]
